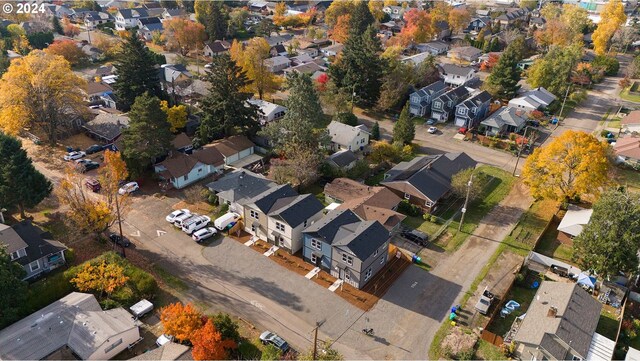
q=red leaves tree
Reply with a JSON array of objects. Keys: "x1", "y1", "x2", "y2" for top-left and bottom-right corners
[
  {"x1": 191, "y1": 318, "x2": 237, "y2": 360},
  {"x1": 398, "y1": 9, "x2": 434, "y2": 45},
  {"x1": 160, "y1": 302, "x2": 204, "y2": 343},
  {"x1": 45, "y1": 40, "x2": 88, "y2": 66}
]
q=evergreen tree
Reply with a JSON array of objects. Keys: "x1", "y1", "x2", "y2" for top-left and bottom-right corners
[
  {"x1": 371, "y1": 121, "x2": 380, "y2": 140},
  {"x1": 0, "y1": 247, "x2": 27, "y2": 329},
  {"x1": 490, "y1": 37, "x2": 501, "y2": 51},
  {"x1": 0, "y1": 133, "x2": 52, "y2": 218},
  {"x1": 113, "y1": 31, "x2": 161, "y2": 111},
  {"x1": 121, "y1": 93, "x2": 174, "y2": 178},
  {"x1": 392, "y1": 103, "x2": 415, "y2": 145},
  {"x1": 482, "y1": 38, "x2": 491, "y2": 53},
  {"x1": 52, "y1": 16, "x2": 63, "y2": 35},
  {"x1": 27, "y1": 32, "x2": 54, "y2": 50},
  {"x1": 198, "y1": 54, "x2": 259, "y2": 142},
  {"x1": 349, "y1": 0, "x2": 375, "y2": 35},
  {"x1": 329, "y1": 24, "x2": 384, "y2": 107},
  {"x1": 484, "y1": 37, "x2": 522, "y2": 100},
  {"x1": 195, "y1": 1, "x2": 228, "y2": 41}
]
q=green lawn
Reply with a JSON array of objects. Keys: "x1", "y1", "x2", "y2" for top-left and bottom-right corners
[
  {"x1": 475, "y1": 339, "x2": 504, "y2": 360},
  {"x1": 608, "y1": 118, "x2": 622, "y2": 129},
  {"x1": 413, "y1": 117, "x2": 427, "y2": 126},
  {"x1": 620, "y1": 88, "x2": 640, "y2": 103},
  {"x1": 535, "y1": 228, "x2": 574, "y2": 263},
  {"x1": 616, "y1": 166, "x2": 640, "y2": 191},
  {"x1": 152, "y1": 264, "x2": 188, "y2": 292},
  {"x1": 300, "y1": 183, "x2": 328, "y2": 206},
  {"x1": 403, "y1": 215, "x2": 444, "y2": 238},
  {"x1": 487, "y1": 284, "x2": 538, "y2": 337},
  {"x1": 503, "y1": 199, "x2": 559, "y2": 257},
  {"x1": 597, "y1": 306, "x2": 620, "y2": 341}
]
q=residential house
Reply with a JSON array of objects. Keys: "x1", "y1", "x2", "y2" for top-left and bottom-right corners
[
  {"x1": 454, "y1": 90, "x2": 492, "y2": 128},
  {"x1": 82, "y1": 110, "x2": 129, "y2": 143},
  {"x1": 0, "y1": 292, "x2": 140, "y2": 360},
  {"x1": 289, "y1": 53, "x2": 314, "y2": 66},
  {"x1": 160, "y1": 64, "x2": 192, "y2": 89},
  {"x1": 82, "y1": 44, "x2": 102, "y2": 61},
  {"x1": 130, "y1": 343, "x2": 190, "y2": 360},
  {"x1": 171, "y1": 133, "x2": 193, "y2": 153},
  {"x1": 381, "y1": 153, "x2": 477, "y2": 213},
  {"x1": 416, "y1": 41, "x2": 450, "y2": 55},
  {"x1": 401, "y1": 52, "x2": 433, "y2": 67},
  {"x1": 264, "y1": 56, "x2": 291, "y2": 73},
  {"x1": 244, "y1": 184, "x2": 298, "y2": 240},
  {"x1": 283, "y1": 61, "x2": 325, "y2": 76},
  {"x1": 264, "y1": 34, "x2": 293, "y2": 47},
  {"x1": 270, "y1": 44, "x2": 288, "y2": 57},
  {"x1": 248, "y1": 99, "x2": 287, "y2": 125},
  {"x1": 137, "y1": 17, "x2": 163, "y2": 41},
  {"x1": 614, "y1": 137, "x2": 640, "y2": 166},
  {"x1": 621, "y1": 110, "x2": 640, "y2": 133},
  {"x1": 203, "y1": 40, "x2": 231, "y2": 57},
  {"x1": 383, "y1": 5, "x2": 407, "y2": 20},
  {"x1": 447, "y1": 46, "x2": 483, "y2": 63},
  {"x1": 409, "y1": 80, "x2": 448, "y2": 117},
  {"x1": 207, "y1": 135, "x2": 257, "y2": 167},
  {"x1": 556, "y1": 205, "x2": 593, "y2": 245},
  {"x1": 513, "y1": 282, "x2": 606, "y2": 361},
  {"x1": 321, "y1": 43, "x2": 344, "y2": 57},
  {"x1": 508, "y1": 87, "x2": 556, "y2": 111},
  {"x1": 466, "y1": 16, "x2": 491, "y2": 32},
  {"x1": 440, "y1": 64, "x2": 476, "y2": 87},
  {"x1": 154, "y1": 146, "x2": 225, "y2": 189},
  {"x1": 206, "y1": 170, "x2": 276, "y2": 215},
  {"x1": 302, "y1": 209, "x2": 362, "y2": 270},
  {"x1": 0, "y1": 221, "x2": 67, "y2": 280},
  {"x1": 496, "y1": 8, "x2": 529, "y2": 28},
  {"x1": 95, "y1": 64, "x2": 114, "y2": 77},
  {"x1": 249, "y1": 1, "x2": 268, "y2": 12},
  {"x1": 480, "y1": 106, "x2": 527, "y2": 136},
  {"x1": 433, "y1": 20, "x2": 451, "y2": 41},
  {"x1": 529, "y1": 16, "x2": 546, "y2": 29},
  {"x1": 115, "y1": 8, "x2": 149, "y2": 30},
  {"x1": 162, "y1": 8, "x2": 188, "y2": 20},
  {"x1": 380, "y1": 21, "x2": 402, "y2": 33},
  {"x1": 326, "y1": 121, "x2": 370, "y2": 152},
  {"x1": 431, "y1": 86, "x2": 471, "y2": 123},
  {"x1": 100, "y1": 92, "x2": 118, "y2": 109},
  {"x1": 84, "y1": 81, "x2": 113, "y2": 104},
  {"x1": 325, "y1": 178, "x2": 405, "y2": 232},
  {"x1": 84, "y1": 11, "x2": 112, "y2": 29},
  {"x1": 327, "y1": 150, "x2": 358, "y2": 171}
]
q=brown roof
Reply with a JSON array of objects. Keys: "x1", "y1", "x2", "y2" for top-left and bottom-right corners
[
  {"x1": 324, "y1": 178, "x2": 378, "y2": 202},
  {"x1": 207, "y1": 135, "x2": 255, "y2": 157},
  {"x1": 349, "y1": 204, "x2": 406, "y2": 231},
  {"x1": 158, "y1": 147, "x2": 224, "y2": 179},
  {"x1": 85, "y1": 81, "x2": 112, "y2": 96},
  {"x1": 622, "y1": 110, "x2": 640, "y2": 126},
  {"x1": 614, "y1": 137, "x2": 640, "y2": 160},
  {"x1": 171, "y1": 133, "x2": 192, "y2": 150}
]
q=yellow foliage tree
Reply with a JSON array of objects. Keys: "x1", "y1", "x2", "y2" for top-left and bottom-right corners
[
  {"x1": 231, "y1": 37, "x2": 281, "y2": 99},
  {"x1": 160, "y1": 302, "x2": 204, "y2": 343},
  {"x1": 70, "y1": 260, "x2": 129, "y2": 297},
  {"x1": 368, "y1": 1, "x2": 385, "y2": 21},
  {"x1": 99, "y1": 150, "x2": 130, "y2": 203},
  {"x1": 273, "y1": 2, "x2": 287, "y2": 26},
  {"x1": 160, "y1": 101, "x2": 188, "y2": 132},
  {"x1": 0, "y1": 50, "x2": 86, "y2": 145},
  {"x1": 592, "y1": 0, "x2": 626, "y2": 55},
  {"x1": 13, "y1": 35, "x2": 31, "y2": 55},
  {"x1": 448, "y1": 8, "x2": 471, "y2": 34},
  {"x1": 522, "y1": 130, "x2": 610, "y2": 201},
  {"x1": 324, "y1": 0, "x2": 357, "y2": 27}
]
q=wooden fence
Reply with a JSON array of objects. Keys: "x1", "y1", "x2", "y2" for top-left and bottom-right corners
[{"x1": 481, "y1": 330, "x2": 504, "y2": 347}]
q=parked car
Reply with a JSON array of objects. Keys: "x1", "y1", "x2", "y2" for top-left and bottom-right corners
[
  {"x1": 84, "y1": 177, "x2": 101, "y2": 192},
  {"x1": 475, "y1": 287, "x2": 495, "y2": 315},
  {"x1": 118, "y1": 181, "x2": 139, "y2": 195},
  {"x1": 182, "y1": 215, "x2": 211, "y2": 235},
  {"x1": 166, "y1": 209, "x2": 191, "y2": 223},
  {"x1": 426, "y1": 119, "x2": 436, "y2": 125},
  {"x1": 64, "y1": 151, "x2": 86, "y2": 161},
  {"x1": 214, "y1": 212, "x2": 241, "y2": 231},
  {"x1": 109, "y1": 233, "x2": 131, "y2": 247},
  {"x1": 192, "y1": 227, "x2": 217, "y2": 242},
  {"x1": 80, "y1": 161, "x2": 100, "y2": 173},
  {"x1": 427, "y1": 126, "x2": 438, "y2": 134},
  {"x1": 259, "y1": 331, "x2": 290, "y2": 353},
  {"x1": 174, "y1": 213, "x2": 198, "y2": 228},
  {"x1": 401, "y1": 229, "x2": 428, "y2": 246},
  {"x1": 85, "y1": 144, "x2": 104, "y2": 154},
  {"x1": 156, "y1": 334, "x2": 174, "y2": 347}
]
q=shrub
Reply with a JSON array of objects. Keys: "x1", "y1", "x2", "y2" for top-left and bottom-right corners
[
  {"x1": 100, "y1": 298, "x2": 120, "y2": 310},
  {"x1": 128, "y1": 267, "x2": 158, "y2": 298},
  {"x1": 600, "y1": 129, "x2": 611, "y2": 137},
  {"x1": 398, "y1": 200, "x2": 422, "y2": 217},
  {"x1": 64, "y1": 248, "x2": 76, "y2": 265},
  {"x1": 592, "y1": 55, "x2": 620, "y2": 76},
  {"x1": 334, "y1": 112, "x2": 358, "y2": 126},
  {"x1": 430, "y1": 215, "x2": 438, "y2": 223}
]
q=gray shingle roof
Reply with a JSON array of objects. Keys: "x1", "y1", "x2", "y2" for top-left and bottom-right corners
[
  {"x1": 434, "y1": 86, "x2": 470, "y2": 113},
  {"x1": 0, "y1": 223, "x2": 28, "y2": 254},
  {"x1": 206, "y1": 170, "x2": 275, "y2": 205},
  {"x1": 481, "y1": 106, "x2": 527, "y2": 129},
  {"x1": 333, "y1": 221, "x2": 389, "y2": 260},
  {"x1": 329, "y1": 150, "x2": 358, "y2": 168},
  {"x1": 250, "y1": 184, "x2": 298, "y2": 213},
  {"x1": 303, "y1": 209, "x2": 362, "y2": 244},
  {"x1": 12, "y1": 221, "x2": 67, "y2": 266},
  {"x1": 269, "y1": 194, "x2": 324, "y2": 228},
  {"x1": 442, "y1": 64, "x2": 475, "y2": 77},
  {"x1": 327, "y1": 121, "x2": 368, "y2": 147},
  {"x1": 514, "y1": 282, "x2": 602, "y2": 359},
  {"x1": 458, "y1": 90, "x2": 492, "y2": 109}
]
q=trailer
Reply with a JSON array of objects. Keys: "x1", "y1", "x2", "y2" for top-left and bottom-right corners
[{"x1": 129, "y1": 299, "x2": 153, "y2": 319}]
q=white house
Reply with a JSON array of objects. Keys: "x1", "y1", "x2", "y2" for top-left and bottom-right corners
[
  {"x1": 327, "y1": 121, "x2": 370, "y2": 152},
  {"x1": 154, "y1": 147, "x2": 225, "y2": 189},
  {"x1": 248, "y1": 98, "x2": 287, "y2": 125},
  {"x1": 508, "y1": 87, "x2": 557, "y2": 111},
  {"x1": 440, "y1": 64, "x2": 476, "y2": 87},
  {"x1": 207, "y1": 135, "x2": 257, "y2": 166},
  {"x1": 84, "y1": 11, "x2": 112, "y2": 29},
  {"x1": 264, "y1": 55, "x2": 291, "y2": 73},
  {"x1": 115, "y1": 7, "x2": 149, "y2": 30}
]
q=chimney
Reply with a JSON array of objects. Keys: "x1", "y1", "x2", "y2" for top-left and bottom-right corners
[{"x1": 547, "y1": 306, "x2": 558, "y2": 318}]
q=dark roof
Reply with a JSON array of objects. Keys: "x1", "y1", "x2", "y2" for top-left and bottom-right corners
[
  {"x1": 329, "y1": 150, "x2": 358, "y2": 168},
  {"x1": 270, "y1": 194, "x2": 324, "y2": 228},
  {"x1": 441, "y1": 64, "x2": 474, "y2": 77},
  {"x1": 458, "y1": 90, "x2": 492, "y2": 109},
  {"x1": 138, "y1": 16, "x2": 161, "y2": 25},
  {"x1": 206, "y1": 170, "x2": 275, "y2": 203},
  {"x1": 251, "y1": 184, "x2": 298, "y2": 213},
  {"x1": 435, "y1": 86, "x2": 471, "y2": 112},
  {"x1": 303, "y1": 209, "x2": 362, "y2": 245},
  {"x1": 382, "y1": 153, "x2": 477, "y2": 202},
  {"x1": 272, "y1": 44, "x2": 287, "y2": 54},
  {"x1": 412, "y1": 80, "x2": 448, "y2": 100},
  {"x1": 95, "y1": 64, "x2": 114, "y2": 76},
  {"x1": 206, "y1": 40, "x2": 231, "y2": 53},
  {"x1": 0, "y1": 224, "x2": 28, "y2": 254},
  {"x1": 171, "y1": 133, "x2": 192, "y2": 150},
  {"x1": 333, "y1": 221, "x2": 389, "y2": 260},
  {"x1": 157, "y1": 147, "x2": 225, "y2": 179},
  {"x1": 11, "y1": 221, "x2": 67, "y2": 266},
  {"x1": 82, "y1": 111, "x2": 129, "y2": 142}
]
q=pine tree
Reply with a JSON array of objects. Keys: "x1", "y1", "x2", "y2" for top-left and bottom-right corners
[
  {"x1": 484, "y1": 38, "x2": 522, "y2": 100},
  {"x1": 121, "y1": 93, "x2": 173, "y2": 178},
  {"x1": 490, "y1": 37, "x2": 501, "y2": 51},
  {"x1": 198, "y1": 54, "x2": 259, "y2": 142},
  {"x1": 52, "y1": 16, "x2": 63, "y2": 35},
  {"x1": 392, "y1": 103, "x2": 415, "y2": 145},
  {"x1": 113, "y1": 31, "x2": 161, "y2": 111},
  {"x1": 195, "y1": 1, "x2": 228, "y2": 40},
  {"x1": 0, "y1": 247, "x2": 27, "y2": 329},
  {"x1": 329, "y1": 24, "x2": 384, "y2": 107},
  {"x1": 349, "y1": 0, "x2": 375, "y2": 35},
  {"x1": 371, "y1": 121, "x2": 380, "y2": 140},
  {"x1": 0, "y1": 133, "x2": 52, "y2": 217}
]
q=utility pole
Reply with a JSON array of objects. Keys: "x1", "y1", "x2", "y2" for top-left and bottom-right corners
[
  {"x1": 115, "y1": 191, "x2": 125, "y2": 258},
  {"x1": 350, "y1": 82, "x2": 357, "y2": 113},
  {"x1": 512, "y1": 126, "x2": 531, "y2": 176},
  {"x1": 312, "y1": 324, "x2": 319, "y2": 360},
  {"x1": 458, "y1": 172, "x2": 474, "y2": 232}
]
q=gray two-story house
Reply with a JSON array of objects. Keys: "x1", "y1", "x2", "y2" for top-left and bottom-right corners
[
  {"x1": 454, "y1": 90, "x2": 492, "y2": 129},
  {"x1": 408, "y1": 80, "x2": 448, "y2": 117},
  {"x1": 206, "y1": 170, "x2": 276, "y2": 215},
  {"x1": 431, "y1": 86, "x2": 471, "y2": 123},
  {"x1": 302, "y1": 209, "x2": 362, "y2": 270},
  {"x1": 0, "y1": 221, "x2": 67, "y2": 280},
  {"x1": 244, "y1": 184, "x2": 298, "y2": 242}
]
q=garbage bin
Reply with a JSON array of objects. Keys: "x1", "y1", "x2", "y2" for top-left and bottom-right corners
[{"x1": 412, "y1": 255, "x2": 421, "y2": 263}]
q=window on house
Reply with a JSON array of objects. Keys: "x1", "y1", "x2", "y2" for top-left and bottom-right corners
[
  {"x1": 104, "y1": 338, "x2": 123, "y2": 354},
  {"x1": 303, "y1": 220, "x2": 308, "y2": 228},
  {"x1": 311, "y1": 253, "x2": 317, "y2": 263},
  {"x1": 404, "y1": 193, "x2": 410, "y2": 200},
  {"x1": 29, "y1": 260, "x2": 40, "y2": 272},
  {"x1": 380, "y1": 255, "x2": 386, "y2": 264},
  {"x1": 364, "y1": 268, "x2": 373, "y2": 281},
  {"x1": 10, "y1": 251, "x2": 18, "y2": 260},
  {"x1": 250, "y1": 210, "x2": 259, "y2": 219},
  {"x1": 341, "y1": 253, "x2": 353, "y2": 266},
  {"x1": 278, "y1": 237, "x2": 285, "y2": 247},
  {"x1": 426, "y1": 201, "x2": 434, "y2": 207},
  {"x1": 276, "y1": 222, "x2": 285, "y2": 232},
  {"x1": 373, "y1": 249, "x2": 379, "y2": 257},
  {"x1": 571, "y1": 357, "x2": 582, "y2": 361},
  {"x1": 183, "y1": 174, "x2": 188, "y2": 181},
  {"x1": 345, "y1": 273, "x2": 350, "y2": 281},
  {"x1": 311, "y1": 239, "x2": 322, "y2": 250}
]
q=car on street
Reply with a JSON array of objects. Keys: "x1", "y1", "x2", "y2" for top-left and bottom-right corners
[
  {"x1": 475, "y1": 287, "x2": 495, "y2": 315},
  {"x1": 427, "y1": 126, "x2": 438, "y2": 134},
  {"x1": 401, "y1": 229, "x2": 429, "y2": 246},
  {"x1": 109, "y1": 233, "x2": 131, "y2": 247},
  {"x1": 166, "y1": 209, "x2": 191, "y2": 223},
  {"x1": 84, "y1": 177, "x2": 101, "y2": 192},
  {"x1": 192, "y1": 227, "x2": 217, "y2": 242},
  {"x1": 259, "y1": 331, "x2": 290, "y2": 353},
  {"x1": 80, "y1": 161, "x2": 100, "y2": 173},
  {"x1": 85, "y1": 144, "x2": 104, "y2": 154},
  {"x1": 64, "y1": 151, "x2": 86, "y2": 161},
  {"x1": 118, "y1": 181, "x2": 139, "y2": 195}
]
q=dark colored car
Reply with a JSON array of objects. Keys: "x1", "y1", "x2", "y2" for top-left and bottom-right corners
[
  {"x1": 401, "y1": 229, "x2": 429, "y2": 246},
  {"x1": 81, "y1": 161, "x2": 100, "y2": 173},
  {"x1": 84, "y1": 177, "x2": 101, "y2": 192},
  {"x1": 85, "y1": 144, "x2": 104, "y2": 154},
  {"x1": 259, "y1": 331, "x2": 290, "y2": 353},
  {"x1": 109, "y1": 233, "x2": 131, "y2": 247}
]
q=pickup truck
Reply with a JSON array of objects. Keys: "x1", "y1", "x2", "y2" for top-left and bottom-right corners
[{"x1": 475, "y1": 287, "x2": 495, "y2": 315}]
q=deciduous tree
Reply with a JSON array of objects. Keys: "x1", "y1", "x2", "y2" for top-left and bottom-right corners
[
  {"x1": 191, "y1": 318, "x2": 236, "y2": 360},
  {"x1": 448, "y1": 8, "x2": 471, "y2": 34},
  {"x1": 324, "y1": 0, "x2": 356, "y2": 27},
  {"x1": 298, "y1": 340, "x2": 343, "y2": 361},
  {"x1": 160, "y1": 101, "x2": 188, "y2": 132},
  {"x1": 270, "y1": 146, "x2": 323, "y2": 187},
  {"x1": 592, "y1": 0, "x2": 626, "y2": 54},
  {"x1": 199, "y1": 54, "x2": 259, "y2": 141},
  {"x1": 331, "y1": 14, "x2": 350, "y2": 43},
  {"x1": 163, "y1": 18, "x2": 206, "y2": 56},
  {"x1": 522, "y1": 130, "x2": 610, "y2": 201},
  {"x1": 574, "y1": 189, "x2": 640, "y2": 278},
  {"x1": 526, "y1": 44, "x2": 582, "y2": 97},
  {"x1": 70, "y1": 260, "x2": 129, "y2": 297},
  {"x1": 160, "y1": 302, "x2": 204, "y2": 343},
  {"x1": 398, "y1": 9, "x2": 434, "y2": 45},
  {"x1": 231, "y1": 37, "x2": 281, "y2": 99},
  {"x1": 451, "y1": 168, "x2": 489, "y2": 201},
  {"x1": 212, "y1": 313, "x2": 240, "y2": 343},
  {"x1": 62, "y1": 18, "x2": 80, "y2": 37},
  {"x1": 368, "y1": 0, "x2": 385, "y2": 21},
  {"x1": 45, "y1": 39, "x2": 89, "y2": 66},
  {"x1": 0, "y1": 247, "x2": 27, "y2": 329},
  {"x1": 392, "y1": 103, "x2": 415, "y2": 145}
]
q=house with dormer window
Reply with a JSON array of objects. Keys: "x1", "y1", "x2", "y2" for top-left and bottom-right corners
[
  {"x1": 454, "y1": 90, "x2": 492, "y2": 128},
  {"x1": 408, "y1": 80, "x2": 448, "y2": 117},
  {"x1": 431, "y1": 86, "x2": 471, "y2": 123}
]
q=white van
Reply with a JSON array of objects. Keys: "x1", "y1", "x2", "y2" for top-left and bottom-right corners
[
  {"x1": 174, "y1": 213, "x2": 198, "y2": 228},
  {"x1": 214, "y1": 212, "x2": 241, "y2": 231},
  {"x1": 182, "y1": 215, "x2": 211, "y2": 234}
]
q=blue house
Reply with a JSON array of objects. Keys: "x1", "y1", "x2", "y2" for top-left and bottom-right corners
[{"x1": 302, "y1": 209, "x2": 361, "y2": 270}]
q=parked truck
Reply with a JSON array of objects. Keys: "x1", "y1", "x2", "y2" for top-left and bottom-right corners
[
  {"x1": 129, "y1": 299, "x2": 153, "y2": 319},
  {"x1": 475, "y1": 287, "x2": 495, "y2": 315},
  {"x1": 214, "y1": 212, "x2": 241, "y2": 231}
]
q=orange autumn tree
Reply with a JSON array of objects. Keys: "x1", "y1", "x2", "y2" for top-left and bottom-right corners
[
  {"x1": 398, "y1": 9, "x2": 434, "y2": 45},
  {"x1": 191, "y1": 318, "x2": 237, "y2": 360},
  {"x1": 162, "y1": 18, "x2": 206, "y2": 56},
  {"x1": 70, "y1": 260, "x2": 129, "y2": 297},
  {"x1": 331, "y1": 14, "x2": 350, "y2": 43},
  {"x1": 45, "y1": 39, "x2": 88, "y2": 66},
  {"x1": 160, "y1": 302, "x2": 204, "y2": 343}
]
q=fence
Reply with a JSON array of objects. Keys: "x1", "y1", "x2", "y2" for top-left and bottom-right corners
[{"x1": 481, "y1": 330, "x2": 504, "y2": 347}]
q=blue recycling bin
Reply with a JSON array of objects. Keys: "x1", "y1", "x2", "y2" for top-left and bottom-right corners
[{"x1": 412, "y1": 255, "x2": 421, "y2": 263}]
